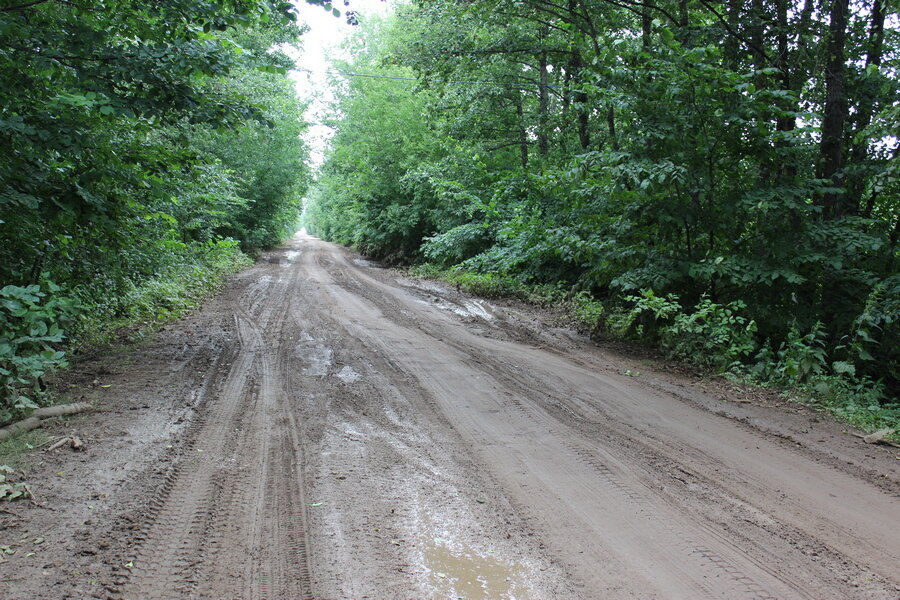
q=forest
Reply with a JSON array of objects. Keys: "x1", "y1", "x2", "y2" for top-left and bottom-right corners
[
  {"x1": 306, "y1": 0, "x2": 900, "y2": 428},
  {"x1": 0, "y1": 0, "x2": 316, "y2": 422},
  {"x1": 1, "y1": 0, "x2": 897, "y2": 435}
]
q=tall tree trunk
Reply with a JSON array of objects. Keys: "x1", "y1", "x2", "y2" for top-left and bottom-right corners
[
  {"x1": 675, "y1": 0, "x2": 690, "y2": 45},
  {"x1": 567, "y1": 0, "x2": 595, "y2": 150},
  {"x1": 774, "y1": 0, "x2": 792, "y2": 131},
  {"x1": 864, "y1": 0, "x2": 885, "y2": 69},
  {"x1": 746, "y1": 0, "x2": 771, "y2": 186},
  {"x1": 774, "y1": 0, "x2": 797, "y2": 184},
  {"x1": 642, "y1": 12, "x2": 652, "y2": 50},
  {"x1": 819, "y1": 0, "x2": 850, "y2": 219},
  {"x1": 606, "y1": 105, "x2": 618, "y2": 151},
  {"x1": 848, "y1": 0, "x2": 885, "y2": 213},
  {"x1": 569, "y1": 50, "x2": 590, "y2": 150},
  {"x1": 538, "y1": 27, "x2": 550, "y2": 157},
  {"x1": 516, "y1": 94, "x2": 529, "y2": 168},
  {"x1": 723, "y1": 0, "x2": 741, "y2": 69},
  {"x1": 749, "y1": 0, "x2": 768, "y2": 82},
  {"x1": 577, "y1": 92, "x2": 589, "y2": 149},
  {"x1": 794, "y1": 0, "x2": 815, "y2": 73}
]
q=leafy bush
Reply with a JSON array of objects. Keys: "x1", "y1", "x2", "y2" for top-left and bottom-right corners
[
  {"x1": 0, "y1": 465, "x2": 29, "y2": 502},
  {"x1": 72, "y1": 239, "x2": 251, "y2": 350},
  {"x1": 0, "y1": 238, "x2": 250, "y2": 421},
  {"x1": 750, "y1": 322, "x2": 896, "y2": 436},
  {"x1": 422, "y1": 222, "x2": 493, "y2": 266},
  {"x1": 615, "y1": 290, "x2": 683, "y2": 338},
  {"x1": 566, "y1": 291, "x2": 605, "y2": 332},
  {"x1": 843, "y1": 276, "x2": 900, "y2": 390},
  {"x1": 805, "y1": 376, "x2": 897, "y2": 433},
  {"x1": 662, "y1": 296, "x2": 758, "y2": 371},
  {"x1": 751, "y1": 323, "x2": 828, "y2": 386},
  {"x1": 448, "y1": 272, "x2": 525, "y2": 298},
  {"x1": 410, "y1": 264, "x2": 566, "y2": 305},
  {"x1": 0, "y1": 281, "x2": 78, "y2": 422},
  {"x1": 620, "y1": 291, "x2": 758, "y2": 371}
]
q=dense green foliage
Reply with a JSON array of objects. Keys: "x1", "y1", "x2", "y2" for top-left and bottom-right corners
[
  {"x1": 307, "y1": 1, "x2": 900, "y2": 419},
  {"x1": 0, "y1": 0, "x2": 315, "y2": 418}
]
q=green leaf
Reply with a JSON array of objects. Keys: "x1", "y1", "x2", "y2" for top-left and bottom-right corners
[{"x1": 831, "y1": 361, "x2": 856, "y2": 377}]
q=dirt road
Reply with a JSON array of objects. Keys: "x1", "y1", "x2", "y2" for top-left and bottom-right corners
[{"x1": 2, "y1": 233, "x2": 899, "y2": 599}]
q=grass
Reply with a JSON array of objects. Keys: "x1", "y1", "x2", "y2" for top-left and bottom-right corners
[
  {"x1": 0, "y1": 430, "x2": 49, "y2": 470},
  {"x1": 71, "y1": 244, "x2": 252, "y2": 353},
  {"x1": 410, "y1": 264, "x2": 539, "y2": 300},
  {"x1": 1, "y1": 241, "x2": 252, "y2": 432},
  {"x1": 788, "y1": 379, "x2": 900, "y2": 441},
  {"x1": 410, "y1": 264, "x2": 608, "y2": 333}
]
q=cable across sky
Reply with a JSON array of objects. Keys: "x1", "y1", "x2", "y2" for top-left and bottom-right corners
[{"x1": 293, "y1": 67, "x2": 578, "y2": 91}]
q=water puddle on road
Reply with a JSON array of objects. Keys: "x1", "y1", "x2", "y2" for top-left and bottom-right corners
[
  {"x1": 295, "y1": 332, "x2": 333, "y2": 376},
  {"x1": 412, "y1": 293, "x2": 496, "y2": 323},
  {"x1": 353, "y1": 257, "x2": 381, "y2": 268},
  {"x1": 462, "y1": 299, "x2": 493, "y2": 321},
  {"x1": 334, "y1": 365, "x2": 362, "y2": 383},
  {"x1": 423, "y1": 536, "x2": 528, "y2": 599}
]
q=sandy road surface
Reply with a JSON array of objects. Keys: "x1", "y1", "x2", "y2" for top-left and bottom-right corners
[{"x1": 2, "y1": 233, "x2": 898, "y2": 600}]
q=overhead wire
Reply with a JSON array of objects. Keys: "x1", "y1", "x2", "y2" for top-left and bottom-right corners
[{"x1": 293, "y1": 67, "x2": 577, "y2": 91}]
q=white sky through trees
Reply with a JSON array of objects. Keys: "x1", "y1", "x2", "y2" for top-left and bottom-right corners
[{"x1": 290, "y1": 1, "x2": 393, "y2": 171}]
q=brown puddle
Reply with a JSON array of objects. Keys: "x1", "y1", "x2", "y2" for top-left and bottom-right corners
[{"x1": 423, "y1": 537, "x2": 529, "y2": 599}]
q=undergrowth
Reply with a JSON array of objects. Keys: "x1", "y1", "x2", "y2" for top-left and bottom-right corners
[
  {"x1": 411, "y1": 264, "x2": 899, "y2": 440},
  {"x1": 0, "y1": 239, "x2": 251, "y2": 425},
  {"x1": 71, "y1": 239, "x2": 252, "y2": 352},
  {"x1": 0, "y1": 430, "x2": 47, "y2": 471}
]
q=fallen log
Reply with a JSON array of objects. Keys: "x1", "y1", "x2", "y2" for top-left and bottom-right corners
[
  {"x1": 851, "y1": 429, "x2": 900, "y2": 449},
  {"x1": 32, "y1": 402, "x2": 93, "y2": 419},
  {"x1": 45, "y1": 436, "x2": 85, "y2": 452},
  {"x1": 0, "y1": 403, "x2": 94, "y2": 442},
  {"x1": 0, "y1": 417, "x2": 42, "y2": 443}
]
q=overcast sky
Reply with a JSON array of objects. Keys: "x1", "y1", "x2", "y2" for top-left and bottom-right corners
[{"x1": 289, "y1": 1, "x2": 394, "y2": 171}]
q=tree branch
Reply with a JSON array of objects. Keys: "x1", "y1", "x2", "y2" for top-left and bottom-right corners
[
  {"x1": 1, "y1": 0, "x2": 51, "y2": 11},
  {"x1": 598, "y1": 0, "x2": 680, "y2": 27},
  {"x1": 486, "y1": 140, "x2": 528, "y2": 152},
  {"x1": 695, "y1": 0, "x2": 771, "y2": 61}
]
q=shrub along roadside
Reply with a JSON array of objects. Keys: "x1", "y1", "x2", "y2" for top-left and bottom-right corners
[
  {"x1": 71, "y1": 239, "x2": 252, "y2": 352},
  {"x1": 0, "y1": 281, "x2": 79, "y2": 423},
  {"x1": 0, "y1": 239, "x2": 251, "y2": 426},
  {"x1": 411, "y1": 264, "x2": 899, "y2": 441},
  {"x1": 0, "y1": 0, "x2": 313, "y2": 428}
]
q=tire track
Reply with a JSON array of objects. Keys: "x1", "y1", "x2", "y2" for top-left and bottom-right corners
[
  {"x1": 122, "y1": 253, "x2": 315, "y2": 600},
  {"x1": 316, "y1": 240, "x2": 898, "y2": 599},
  {"x1": 94, "y1": 235, "x2": 897, "y2": 600},
  {"x1": 314, "y1": 256, "x2": 792, "y2": 598},
  {"x1": 119, "y1": 313, "x2": 262, "y2": 599}
]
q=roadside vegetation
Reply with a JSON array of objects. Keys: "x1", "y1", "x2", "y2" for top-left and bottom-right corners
[
  {"x1": 0, "y1": 0, "x2": 324, "y2": 424},
  {"x1": 305, "y1": 1, "x2": 900, "y2": 435}
]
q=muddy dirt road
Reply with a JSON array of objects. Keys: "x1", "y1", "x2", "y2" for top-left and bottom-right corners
[{"x1": 2, "y1": 233, "x2": 899, "y2": 599}]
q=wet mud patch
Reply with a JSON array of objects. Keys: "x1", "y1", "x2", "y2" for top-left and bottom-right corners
[
  {"x1": 421, "y1": 524, "x2": 529, "y2": 599},
  {"x1": 294, "y1": 331, "x2": 333, "y2": 377},
  {"x1": 334, "y1": 365, "x2": 362, "y2": 383}
]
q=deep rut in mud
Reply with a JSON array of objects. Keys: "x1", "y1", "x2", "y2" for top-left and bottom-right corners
[
  {"x1": 1, "y1": 233, "x2": 898, "y2": 600},
  {"x1": 122, "y1": 254, "x2": 314, "y2": 600}
]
